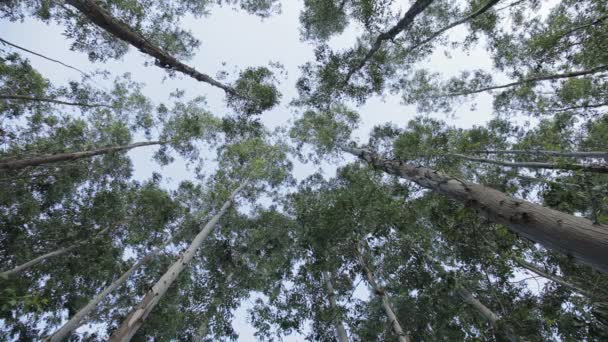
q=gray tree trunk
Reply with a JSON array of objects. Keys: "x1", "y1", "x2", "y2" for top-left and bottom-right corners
[
  {"x1": 355, "y1": 245, "x2": 409, "y2": 342},
  {"x1": 108, "y1": 181, "x2": 248, "y2": 342},
  {"x1": 65, "y1": 0, "x2": 237, "y2": 95},
  {"x1": 343, "y1": 146, "x2": 608, "y2": 273},
  {"x1": 323, "y1": 271, "x2": 349, "y2": 342},
  {"x1": 0, "y1": 225, "x2": 113, "y2": 278},
  {"x1": 47, "y1": 250, "x2": 160, "y2": 341},
  {"x1": 514, "y1": 258, "x2": 594, "y2": 299},
  {"x1": 0, "y1": 141, "x2": 163, "y2": 170}
]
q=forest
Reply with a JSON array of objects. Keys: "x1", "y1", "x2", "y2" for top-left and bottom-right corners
[{"x1": 0, "y1": 0, "x2": 607, "y2": 341}]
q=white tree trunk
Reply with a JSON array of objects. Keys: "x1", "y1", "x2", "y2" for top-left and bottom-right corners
[
  {"x1": 108, "y1": 181, "x2": 248, "y2": 341},
  {"x1": 355, "y1": 245, "x2": 409, "y2": 342},
  {"x1": 47, "y1": 250, "x2": 160, "y2": 341},
  {"x1": 0, "y1": 225, "x2": 114, "y2": 278},
  {"x1": 323, "y1": 271, "x2": 349, "y2": 342}
]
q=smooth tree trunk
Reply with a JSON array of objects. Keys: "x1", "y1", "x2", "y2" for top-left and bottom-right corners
[
  {"x1": 47, "y1": 250, "x2": 161, "y2": 342},
  {"x1": 323, "y1": 271, "x2": 350, "y2": 342},
  {"x1": 355, "y1": 245, "x2": 410, "y2": 342},
  {"x1": 0, "y1": 225, "x2": 114, "y2": 278},
  {"x1": 0, "y1": 141, "x2": 163, "y2": 171},
  {"x1": 342, "y1": 146, "x2": 608, "y2": 273},
  {"x1": 109, "y1": 181, "x2": 248, "y2": 342},
  {"x1": 473, "y1": 149, "x2": 608, "y2": 160},
  {"x1": 454, "y1": 286, "x2": 518, "y2": 342},
  {"x1": 65, "y1": 0, "x2": 237, "y2": 96},
  {"x1": 451, "y1": 153, "x2": 608, "y2": 174},
  {"x1": 514, "y1": 258, "x2": 594, "y2": 299}
]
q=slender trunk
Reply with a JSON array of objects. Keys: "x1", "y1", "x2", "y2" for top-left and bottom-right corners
[
  {"x1": 514, "y1": 175, "x2": 581, "y2": 189},
  {"x1": 455, "y1": 286, "x2": 518, "y2": 342},
  {"x1": 47, "y1": 250, "x2": 160, "y2": 342},
  {"x1": 323, "y1": 271, "x2": 349, "y2": 342},
  {"x1": 446, "y1": 65, "x2": 607, "y2": 97},
  {"x1": 0, "y1": 141, "x2": 163, "y2": 170},
  {"x1": 406, "y1": 0, "x2": 500, "y2": 53},
  {"x1": 473, "y1": 150, "x2": 608, "y2": 160},
  {"x1": 343, "y1": 146, "x2": 608, "y2": 273},
  {"x1": 0, "y1": 38, "x2": 87, "y2": 76},
  {"x1": 0, "y1": 95, "x2": 111, "y2": 108},
  {"x1": 65, "y1": 0, "x2": 237, "y2": 96},
  {"x1": 451, "y1": 153, "x2": 608, "y2": 174},
  {"x1": 0, "y1": 225, "x2": 114, "y2": 278},
  {"x1": 343, "y1": 0, "x2": 433, "y2": 85},
  {"x1": 355, "y1": 245, "x2": 410, "y2": 342},
  {"x1": 108, "y1": 181, "x2": 248, "y2": 342},
  {"x1": 514, "y1": 258, "x2": 593, "y2": 298}
]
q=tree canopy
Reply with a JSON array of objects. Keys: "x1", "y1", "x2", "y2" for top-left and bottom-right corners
[{"x1": 1, "y1": 0, "x2": 607, "y2": 341}]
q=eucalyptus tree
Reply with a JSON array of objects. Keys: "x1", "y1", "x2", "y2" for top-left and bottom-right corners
[{"x1": 290, "y1": 106, "x2": 608, "y2": 272}]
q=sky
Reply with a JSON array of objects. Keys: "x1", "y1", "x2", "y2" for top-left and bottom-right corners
[{"x1": 0, "y1": 0, "x2": 521, "y2": 340}]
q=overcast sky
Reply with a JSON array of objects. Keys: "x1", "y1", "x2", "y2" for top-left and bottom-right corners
[{"x1": 0, "y1": 1, "x2": 509, "y2": 340}]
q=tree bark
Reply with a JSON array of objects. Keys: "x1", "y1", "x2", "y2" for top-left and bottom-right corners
[
  {"x1": 108, "y1": 181, "x2": 248, "y2": 342},
  {"x1": 343, "y1": 146, "x2": 608, "y2": 273},
  {"x1": 473, "y1": 150, "x2": 608, "y2": 160},
  {"x1": 514, "y1": 258, "x2": 593, "y2": 299},
  {"x1": 455, "y1": 286, "x2": 518, "y2": 342},
  {"x1": 0, "y1": 225, "x2": 114, "y2": 278},
  {"x1": 446, "y1": 65, "x2": 607, "y2": 96},
  {"x1": 65, "y1": 0, "x2": 237, "y2": 96},
  {"x1": 343, "y1": 0, "x2": 433, "y2": 85},
  {"x1": 355, "y1": 244, "x2": 410, "y2": 342},
  {"x1": 323, "y1": 271, "x2": 349, "y2": 342},
  {"x1": 0, "y1": 94, "x2": 111, "y2": 108},
  {"x1": 451, "y1": 153, "x2": 608, "y2": 174},
  {"x1": 46, "y1": 250, "x2": 160, "y2": 342},
  {"x1": 0, "y1": 141, "x2": 163, "y2": 170}
]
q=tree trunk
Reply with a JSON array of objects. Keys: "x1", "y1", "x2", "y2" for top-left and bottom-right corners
[
  {"x1": 343, "y1": 0, "x2": 432, "y2": 85},
  {"x1": 0, "y1": 141, "x2": 163, "y2": 170},
  {"x1": 446, "y1": 65, "x2": 607, "y2": 96},
  {"x1": 108, "y1": 181, "x2": 248, "y2": 342},
  {"x1": 0, "y1": 225, "x2": 114, "y2": 278},
  {"x1": 323, "y1": 271, "x2": 349, "y2": 342},
  {"x1": 514, "y1": 258, "x2": 594, "y2": 299},
  {"x1": 355, "y1": 244, "x2": 410, "y2": 342},
  {"x1": 455, "y1": 286, "x2": 518, "y2": 342},
  {"x1": 406, "y1": 0, "x2": 500, "y2": 53},
  {"x1": 46, "y1": 250, "x2": 160, "y2": 342},
  {"x1": 65, "y1": 0, "x2": 237, "y2": 96},
  {"x1": 343, "y1": 146, "x2": 608, "y2": 273},
  {"x1": 0, "y1": 37, "x2": 87, "y2": 76},
  {"x1": 451, "y1": 153, "x2": 608, "y2": 174},
  {"x1": 473, "y1": 150, "x2": 608, "y2": 160},
  {"x1": 0, "y1": 95, "x2": 111, "y2": 108}
]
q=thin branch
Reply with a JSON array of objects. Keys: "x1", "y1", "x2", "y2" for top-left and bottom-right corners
[
  {"x1": 0, "y1": 37, "x2": 88, "y2": 76},
  {"x1": 0, "y1": 94, "x2": 113, "y2": 109}
]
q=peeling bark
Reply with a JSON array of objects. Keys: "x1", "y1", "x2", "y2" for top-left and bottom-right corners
[
  {"x1": 343, "y1": 146, "x2": 608, "y2": 273},
  {"x1": 108, "y1": 181, "x2": 248, "y2": 341}
]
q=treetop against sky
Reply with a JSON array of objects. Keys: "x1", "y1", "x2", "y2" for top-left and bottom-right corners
[{"x1": 1, "y1": 0, "x2": 607, "y2": 340}]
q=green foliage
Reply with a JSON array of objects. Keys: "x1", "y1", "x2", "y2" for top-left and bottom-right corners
[{"x1": 226, "y1": 66, "x2": 282, "y2": 116}]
